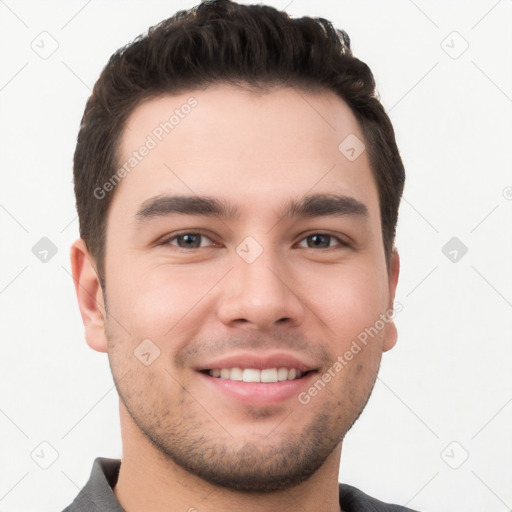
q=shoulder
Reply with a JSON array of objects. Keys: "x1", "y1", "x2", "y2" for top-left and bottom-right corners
[
  {"x1": 339, "y1": 483, "x2": 420, "y2": 512},
  {"x1": 59, "y1": 458, "x2": 123, "y2": 512}
]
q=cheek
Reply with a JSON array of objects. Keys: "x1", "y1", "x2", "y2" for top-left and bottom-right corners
[
  {"x1": 306, "y1": 261, "x2": 389, "y2": 344},
  {"x1": 107, "y1": 258, "x2": 224, "y2": 338}
]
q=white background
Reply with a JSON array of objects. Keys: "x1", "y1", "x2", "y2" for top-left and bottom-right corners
[{"x1": 1, "y1": 1, "x2": 511, "y2": 511}]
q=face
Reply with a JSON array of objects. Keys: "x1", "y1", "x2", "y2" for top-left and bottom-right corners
[{"x1": 73, "y1": 84, "x2": 399, "y2": 492}]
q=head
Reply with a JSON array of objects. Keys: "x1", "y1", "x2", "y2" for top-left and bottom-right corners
[{"x1": 71, "y1": 0, "x2": 404, "y2": 494}]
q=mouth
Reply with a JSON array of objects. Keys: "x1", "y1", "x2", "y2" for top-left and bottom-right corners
[
  {"x1": 195, "y1": 353, "x2": 319, "y2": 407},
  {"x1": 200, "y1": 367, "x2": 313, "y2": 382}
]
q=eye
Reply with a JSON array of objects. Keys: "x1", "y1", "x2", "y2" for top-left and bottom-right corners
[
  {"x1": 297, "y1": 234, "x2": 348, "y2": 249},
  {"x1": 164, "y1": 233, "x2": 216, "y2": 249}
]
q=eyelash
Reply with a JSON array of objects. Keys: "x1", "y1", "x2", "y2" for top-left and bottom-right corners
[{"x1": 160, "y1": 232, "x2": 350, "y2": 250}]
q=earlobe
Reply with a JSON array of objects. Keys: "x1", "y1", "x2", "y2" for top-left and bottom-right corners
[
  {"x1": 70, "y1": 238, "x2": 108, "y2": 353},
  {"x1": 383, "y1": 249, "x2": 400, "y2": 352}
]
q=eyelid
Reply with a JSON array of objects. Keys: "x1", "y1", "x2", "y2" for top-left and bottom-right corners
[
  {"x1": 158, "y1": 231, "x2": 219, "y2": 248},
  {"x1": 157, "y1": 230, "x2": 352, "y2": 249},
  {"x1": 295, "y1": 232, "x2": 352, "y2": 248}
]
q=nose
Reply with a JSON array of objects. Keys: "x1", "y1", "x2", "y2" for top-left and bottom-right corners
[{"x1": 217, "y1": 249, "x2": 305, "y2": 330}]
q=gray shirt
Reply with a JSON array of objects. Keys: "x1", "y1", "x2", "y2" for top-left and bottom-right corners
[{"x1": 61, "y1": 457, "x2": 419, "y2": 512}]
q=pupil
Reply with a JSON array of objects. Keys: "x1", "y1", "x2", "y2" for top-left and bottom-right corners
[
  {"x1": 179, "y1": 234, "x2": 200, "y2": 248},
  {"x1": 309, "y1": 235, "x2": 329, "y2": 248}
]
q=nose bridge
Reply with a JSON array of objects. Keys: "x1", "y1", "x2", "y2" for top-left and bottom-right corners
[
  {"x1": 239, "y1": 249, "x2": 285, "y2": 299},
  {"x1": 217, "y1": 239, "x2": 305, "y2": 329}
]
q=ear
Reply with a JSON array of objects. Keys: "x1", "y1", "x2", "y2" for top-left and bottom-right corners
[
  {"x1": 383, "y1": 248, "x2": 400, "y2": 352},
  {"x1": 70, "y1": 238, "x2": 108, "y2": 353}
]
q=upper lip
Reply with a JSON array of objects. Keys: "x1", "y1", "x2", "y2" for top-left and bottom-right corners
[{"x1": 196, "y1": 352, "x2": 318, "y2": 373}]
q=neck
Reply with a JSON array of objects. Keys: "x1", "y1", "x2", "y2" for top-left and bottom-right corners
[{"x1": 113, "y1": 403, "x2": 342, "y2": 512}]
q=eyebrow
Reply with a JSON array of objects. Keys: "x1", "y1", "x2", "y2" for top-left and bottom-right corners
[
  {"x1": 135, "y1": 193, "x2": 368, "y2": 223},
  {"x1": 279, "y1": 193, "x2": 368, "y2": 220}
]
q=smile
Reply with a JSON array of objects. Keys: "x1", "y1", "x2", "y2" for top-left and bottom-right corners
[{"x1": 206, "y1": 367, "x2": 306, "y2": 382}]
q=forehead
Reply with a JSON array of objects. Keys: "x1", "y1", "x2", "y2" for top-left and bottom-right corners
[{"x1": 112, "y1": 84, "x2": 379, "y2": 220}]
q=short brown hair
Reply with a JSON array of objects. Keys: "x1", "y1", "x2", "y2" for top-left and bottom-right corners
[{"x1": 73, "y1": 0, "x2": 405, "y2": 285}]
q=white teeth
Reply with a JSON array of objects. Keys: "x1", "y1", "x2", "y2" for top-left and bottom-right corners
[
  {"x1": 230, "y1": 367, "x2": 243, "y2": 381},
  {"x1": 277, "y1": 367, "x2": 289, "y2": 381},
  {"x1": 242, "y1": 368, "x2": 260, "y2": 382},
  {"x1": 208, "y1": 367, "x2": 305, "y2": 382},
  {"x1": 260, "y1": 368, "x2": 278, "y2": 383}
]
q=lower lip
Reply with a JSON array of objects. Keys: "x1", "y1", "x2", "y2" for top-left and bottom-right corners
[{"x1": 198, "y1": 371, "x2": 317, "y2": 407}]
